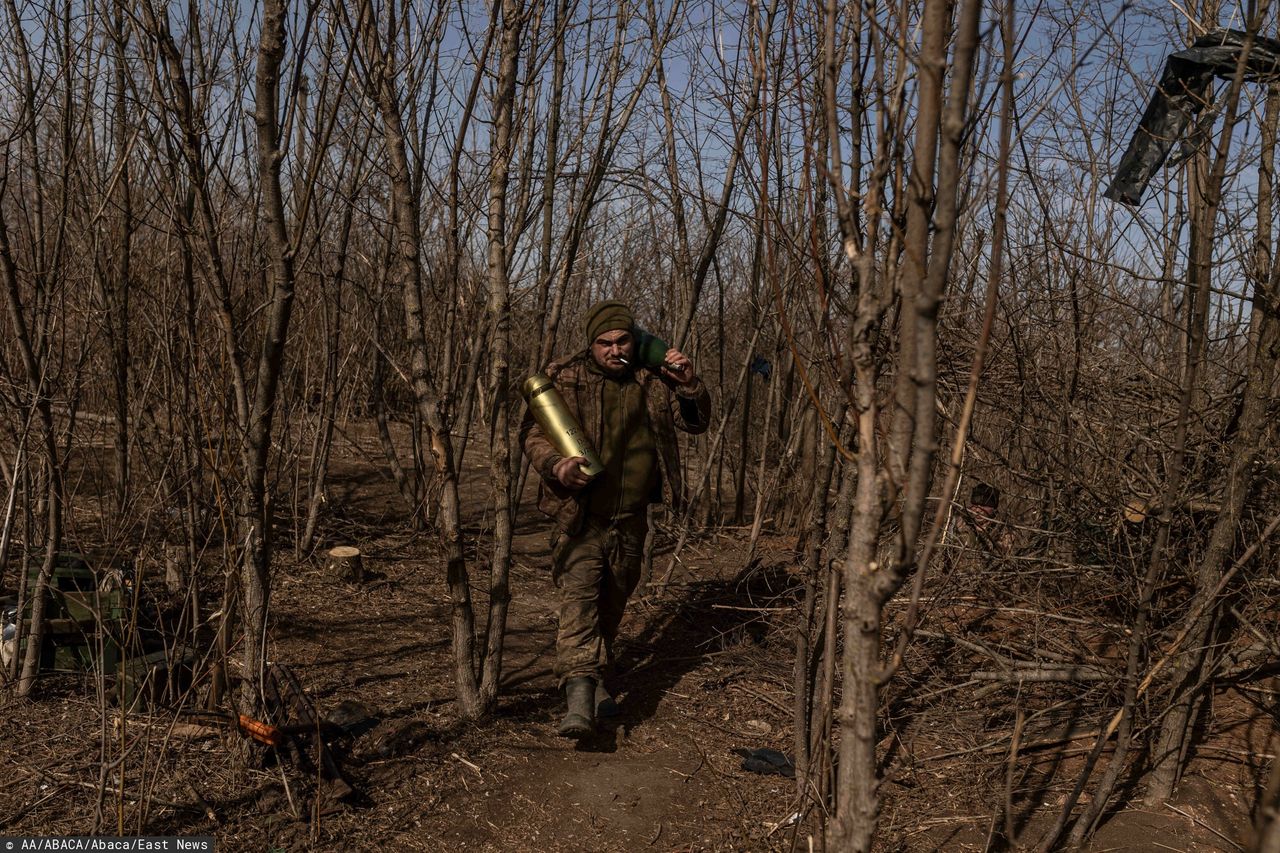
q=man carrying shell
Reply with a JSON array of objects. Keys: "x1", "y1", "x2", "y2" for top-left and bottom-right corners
[{"x1": 519, "y1": 300, "x2": 711, "y2": 738}]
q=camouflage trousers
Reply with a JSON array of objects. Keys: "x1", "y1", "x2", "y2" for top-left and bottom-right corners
[{"x1": 551, "y1": 513, "x2": 648, "y2": 687}]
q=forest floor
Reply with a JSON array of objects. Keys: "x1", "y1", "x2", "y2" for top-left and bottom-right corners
[{"x1": 0, "y1": 431, "x2": 1267, "y2": 851}]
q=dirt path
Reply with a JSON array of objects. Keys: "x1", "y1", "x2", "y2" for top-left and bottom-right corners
[
  {"x1": 0, "y1": 438, "x2": 1258, "y2": 851},
  {"x1": 245, "y1": 455, "x2": 803, "y2": 851}
]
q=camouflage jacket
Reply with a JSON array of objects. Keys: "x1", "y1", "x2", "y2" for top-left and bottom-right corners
[{"x1": 518, "y1": 351, "x2": 712, "y2": 534}]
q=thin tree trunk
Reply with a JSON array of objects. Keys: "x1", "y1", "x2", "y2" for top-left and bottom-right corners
[
  {"x1": 238, "y1": 0, "x2": 303, "y2": 701},
  {"x1": 1146, "y1": 11, "x2": 1269, "y2": 803},
  {"x1": 0, "y1": 182, "x2": 63, "y2": 698},
  {"x1": 478, "y1": 0, "x2": 523, "y2": 707},
  {"x1": 107, "y1": 0, "x2": 132, "y2": 520},
  {"x1": 355, "y1": 0, "x2": 481, "y2": 716},
  {"x1": 826, "y1": 0, "x2": 983, "y2": 844},
  {"x1": 532, "y1": 0, "x2": 572, "y2": 351},
  {"x1": 300, "y1": 163, "x2": 364, "y2": 552}
]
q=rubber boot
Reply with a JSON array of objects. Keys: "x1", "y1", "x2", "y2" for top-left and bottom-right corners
[
  {"x1": 558, "y1": 677, "x2": 595, "y2": 738},
  {"x1": 595, "y1": 682, "x2": 620, "y2": 718}
]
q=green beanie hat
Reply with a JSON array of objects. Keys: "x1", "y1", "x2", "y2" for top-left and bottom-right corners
[{"x1": 584, "y1": 300, "x2": 634, "y2": 345}]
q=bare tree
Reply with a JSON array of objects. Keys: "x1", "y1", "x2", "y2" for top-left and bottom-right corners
[{"x1": 821, "y1": 0, "x2": 985, "y2": 845}]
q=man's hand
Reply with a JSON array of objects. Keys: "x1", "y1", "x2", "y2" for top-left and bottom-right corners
[
  {"x1": 662, "y1": 348, "x2": 697, "y2": 386},
  {"x1": 553, "y1": 456, "x2": 593, "y2": 490}
]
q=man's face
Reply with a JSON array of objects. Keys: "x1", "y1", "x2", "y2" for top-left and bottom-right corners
[
  {"x1": 591, "y1": 328, "x2": 635, "y2": 376},
  {"x1": 968, "y1": 503, "x2": 997, "y2": 531}
]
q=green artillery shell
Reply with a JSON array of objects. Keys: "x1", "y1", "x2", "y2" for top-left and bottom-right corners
[
  {"x1": 632, "y1": 326, "x2": 671, "y2": 370},
  {"x1": 521, "y1": 373, "x2": 605, "y2": 478}
]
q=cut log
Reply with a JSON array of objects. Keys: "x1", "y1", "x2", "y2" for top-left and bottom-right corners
[
  {"x1": 325, "y1": 546, "x2": 363, "y2": 583},
  {"x1": 112, "y1": 714, "x2": 219, "y2": 741},
  {"x1": 971, "y1": 665, "x2": 1113, "y2": 682}
]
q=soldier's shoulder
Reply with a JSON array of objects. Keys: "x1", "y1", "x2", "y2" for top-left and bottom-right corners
[{"x1": 544, "y1": 351, "x2": 592, "y2": 381}]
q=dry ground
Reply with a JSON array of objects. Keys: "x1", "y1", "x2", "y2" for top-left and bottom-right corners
[{"x1": 0, "y1": 434, "x2": 1266, "y2": 851}]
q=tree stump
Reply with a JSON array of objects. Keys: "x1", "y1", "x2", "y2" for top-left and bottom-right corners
[{"x1": 326, "y1": 546, "x2": 364, "y2": 584}]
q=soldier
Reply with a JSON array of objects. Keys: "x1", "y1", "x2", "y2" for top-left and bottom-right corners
[
  {"x1": 519, "y1": 300, "x2": 711, "y2": 738},
  {"x1": 952, "y1": 481, "x2": 1015, "y2": 556}
]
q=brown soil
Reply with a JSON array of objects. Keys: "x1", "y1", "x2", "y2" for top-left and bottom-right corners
[{"x1": 0, "y1": 440, "x2": 1265, "y2": 851}]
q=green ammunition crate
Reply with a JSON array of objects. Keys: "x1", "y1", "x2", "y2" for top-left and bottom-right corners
[
  {"x1": 22, "y1": 551, "x2": 127, "y2": 621},
  {"x1": 25, "y1": 551, "x2": 93, "y2": 586},
  {"x1": 17, "y1": 616, "x2": 122, "y2": 674},
  {"x1": 57, "y1": 589, "x2": 126, "y2": 623},
  {"x1": 13, "y1": 552, "x2": 127, "y2": 675}
]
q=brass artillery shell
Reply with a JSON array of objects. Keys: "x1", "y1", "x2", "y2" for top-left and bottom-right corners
[{"x1": 521, "y1": 373, "x2": 605, "y2": 478}]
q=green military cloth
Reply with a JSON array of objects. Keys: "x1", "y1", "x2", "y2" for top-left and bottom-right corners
[
  {"x1": 549, "y1": 363, "x2": 658, "y2": 687},
  {"x1": 583, "y1": 300, "x2": 634, "y2": 345},
  {"x1": 552, "y1": 514, "x2": 648, "y2": 684},
  {"x1": 585, "y1": 367, "x2": 659, "y2": 520},
  {"x1": 520, "y1": 304, "x2": 712, "y2": 698}
]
